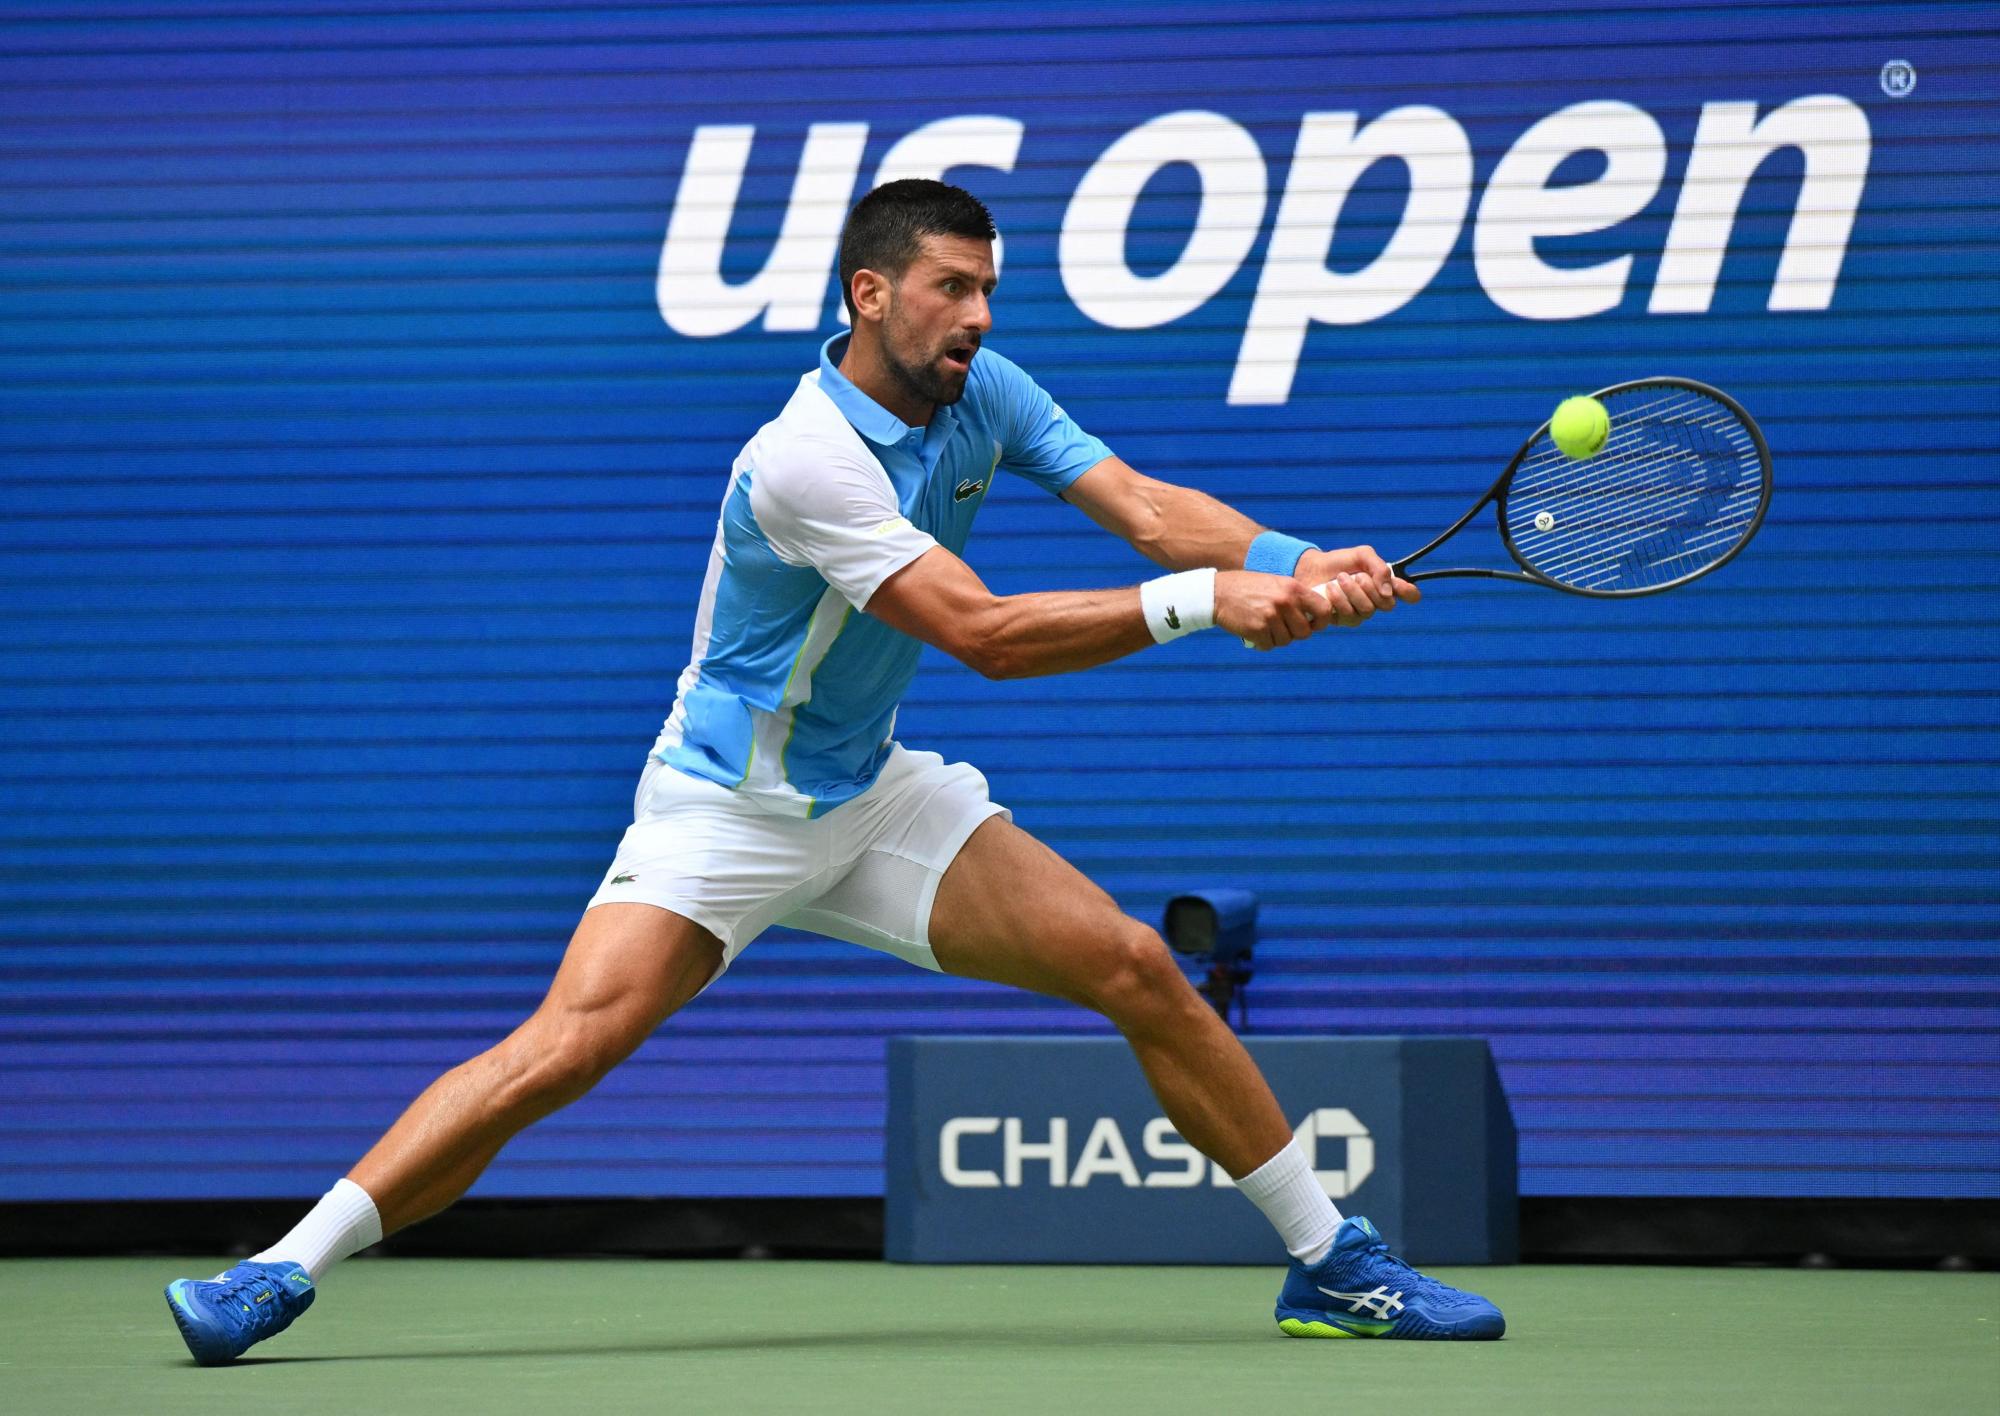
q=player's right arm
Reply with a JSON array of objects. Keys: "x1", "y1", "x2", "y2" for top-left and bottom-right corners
[
  {"x1": 864, "y1": 546, "x2": 1336, "y2": 679},
  {"x1": 748, "y1": 430, "x2": 1336, "y2": 680}
]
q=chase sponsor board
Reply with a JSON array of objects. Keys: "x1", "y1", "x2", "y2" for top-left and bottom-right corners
[{"x1": 886, "y1": 1037, "x2": 1516, "y2": 1264}]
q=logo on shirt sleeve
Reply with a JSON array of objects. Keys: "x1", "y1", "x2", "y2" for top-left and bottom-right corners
[{"x1": 871, "y1": 516, "x2": 915, "y2": 537}]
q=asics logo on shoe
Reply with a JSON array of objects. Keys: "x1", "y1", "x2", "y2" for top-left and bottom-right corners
[{"x1": 1317, "y1": 1285, "x2": 1406, "y2": 1320}]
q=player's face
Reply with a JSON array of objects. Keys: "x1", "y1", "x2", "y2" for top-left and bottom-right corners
[{"x1": 880, "y1": 234, "x2": 995, "y2": 409}]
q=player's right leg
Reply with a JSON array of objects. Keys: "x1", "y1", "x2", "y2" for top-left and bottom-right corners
[
  {"x1": 926, "y1": 814, "x2": 1504, "y2": 1340},
  {"x1": 349, "y1": 901, "x2": 723, "y2": 1235},
  {"x1": 163, "y1": 901, "x2": 724, "y2": 1366}
]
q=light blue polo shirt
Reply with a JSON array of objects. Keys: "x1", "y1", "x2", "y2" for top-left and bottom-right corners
[{"x1": 650, "y1": 335, "x2": 1114, "y2": 816}]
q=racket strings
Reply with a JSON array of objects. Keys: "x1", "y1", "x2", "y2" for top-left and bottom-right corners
[
  {"x1": 1506, "y1": 387, "x2": 1764, "y2": 593},
  {"x1": 1526, "y1": 409, "x2": 1745, "y2": 577},
  {"x1": 1522, "y1": 392, "x2": 1735, "y2": 543},
  {"x1": 1514, "y1": 393, "x2": 1713, "y2": 567}
]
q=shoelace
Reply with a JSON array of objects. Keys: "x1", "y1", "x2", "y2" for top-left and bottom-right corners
[
  {"x1": 207, "y1": 1267, "x2": 290, "y2": 1317},
  {"x1": 1346, "y1": 1237, "x2": 1467, "y2": 1305}
]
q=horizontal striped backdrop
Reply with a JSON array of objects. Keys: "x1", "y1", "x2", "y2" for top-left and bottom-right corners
[{"x1": 2, "y1": 1, "x2": 1996, "y2": 1202}]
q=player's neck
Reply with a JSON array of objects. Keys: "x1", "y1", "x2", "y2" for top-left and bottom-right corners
[{"x1": 837, "y1": 334, "x2": 935, "y2": 429}]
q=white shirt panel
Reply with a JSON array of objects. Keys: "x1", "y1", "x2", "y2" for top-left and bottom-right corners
[{"x1": 747, "y1": 379, "x2": 940, "y2": 612}]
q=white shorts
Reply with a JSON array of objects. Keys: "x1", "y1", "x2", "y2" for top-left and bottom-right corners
[{"x1": 584, "y1": 744, "x2": 1010, "y2": 976}]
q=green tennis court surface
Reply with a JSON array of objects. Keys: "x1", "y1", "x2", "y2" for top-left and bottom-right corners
[{"x1": 8, "y1": 1258, "x2": 1995, "y2": 1414}]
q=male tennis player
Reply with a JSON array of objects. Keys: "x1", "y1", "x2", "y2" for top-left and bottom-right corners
[{"x1": 164, "y1": 180, "x2": 1503, "y2": 1363}]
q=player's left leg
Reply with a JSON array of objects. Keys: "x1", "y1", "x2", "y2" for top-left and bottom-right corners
[
  {"x1": 926, "y1": 815, "x2": 1504, "y2": 1340},
  {"x1": 929, "y1": 817, "x2": 1292, "y2": 1179}
]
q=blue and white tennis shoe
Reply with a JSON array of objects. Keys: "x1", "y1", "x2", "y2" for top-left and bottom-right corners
[
  {"x1": 164, "y1": 1260, "x2": 316, "y2": 1364},
  {"x1": 1275, "y1": 1216, "x2": 1505, "y2": 1339}
]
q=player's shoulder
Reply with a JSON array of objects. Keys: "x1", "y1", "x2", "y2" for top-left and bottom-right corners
[
  {"x1": 745, "y1": 378, "x2": 891, "y2": 520},
  {"x1": 966, "y1": 343, "x2": 1034, "y2": 398},
  {"x1": 766, "y1": 370, "x2": 857, "y2": 438},
  {"x1": 753, "y1": 376, "x2": 877, "y2": 474},
  {"x1": 964, "y1": 346, "x2": 1060, "y2": 435}
]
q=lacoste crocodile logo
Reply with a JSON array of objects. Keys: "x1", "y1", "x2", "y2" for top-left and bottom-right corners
[
  {"x1": 1164, "y1": 606, "x2": 1181, "y2": 630},
  {"x1": 954, "y1": 478, "x2": 985, "y2": 503},
  {"x1": 610, "y1": 872, "x2": 638, "y2": 884}
]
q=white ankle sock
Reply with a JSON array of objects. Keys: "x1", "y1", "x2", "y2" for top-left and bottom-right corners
[
  {"x1": 250, "y1": 1177, "x2": 383, "y2": 1282},
  {"x1": 1235, "y1": 1139, "x2": 1343, "y2": 1267}
]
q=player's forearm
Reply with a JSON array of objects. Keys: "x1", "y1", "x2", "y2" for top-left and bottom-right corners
[
  {"x1": 1123, "y1": 478, "x2": 1267, "y2": 572},
  {"x1": 973, "y1": 587, "x2": 1158, "y2": 679},
  {"x1": 974, "y1": 564, "x2": 1341, "y2": 676}
]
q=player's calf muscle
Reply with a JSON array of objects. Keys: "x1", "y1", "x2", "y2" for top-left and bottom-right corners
[
  {"x1": 350, "y1": 1022, "x2": 624, "y2": 1233},
  {"x1": 353, "y1": 909, "x2": 719, "y2": 1233}
]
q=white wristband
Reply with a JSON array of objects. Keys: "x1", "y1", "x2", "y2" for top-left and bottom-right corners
[{"x1": 1139, "y1": 568, "x2": 1217, "y2": 644}]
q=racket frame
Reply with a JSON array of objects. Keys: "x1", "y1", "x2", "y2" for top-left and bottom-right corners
[{"x1": 1388, "y1": 376, "x2": 1773, "y2": 598}]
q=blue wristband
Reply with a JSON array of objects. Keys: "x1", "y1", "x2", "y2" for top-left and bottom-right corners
[{"x1": 1244, "y1": 531, "x2": 1319, "y2": 576}]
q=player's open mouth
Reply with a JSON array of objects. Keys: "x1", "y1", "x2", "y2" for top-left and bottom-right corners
[{"x1": 943, "y1": 344, "x2": 975, "y2": 372}]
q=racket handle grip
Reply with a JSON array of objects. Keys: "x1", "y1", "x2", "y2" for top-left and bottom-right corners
[
  {"x1": 1316, "y1": 576, "x2": 1399, "y2": 607},
  {"x1": 1243, "y1": 575, "x2": 1398, "y2": 649}
]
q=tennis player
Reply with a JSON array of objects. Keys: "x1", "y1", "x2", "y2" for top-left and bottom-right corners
[{"x1": 164, "y1": 180, "x2": 1503, "y2": 1363}]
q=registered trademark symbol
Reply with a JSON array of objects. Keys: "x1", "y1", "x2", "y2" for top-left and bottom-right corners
[{"x1": 1880, "y1": 59, "x2": 1916, "y2": 97}]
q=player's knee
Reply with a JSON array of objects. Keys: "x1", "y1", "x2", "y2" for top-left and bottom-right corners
[
  {"x1": 1087, "y1": 925, "x2": 1191, "y2": 1025},
  {"x1": 501, "y1": 1011, "x2": 635, "y2": 1110}
]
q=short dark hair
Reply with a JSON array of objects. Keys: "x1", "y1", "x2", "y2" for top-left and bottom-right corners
[{"x1": 837, "y1": 179, "x2": 997, "y2": 321}]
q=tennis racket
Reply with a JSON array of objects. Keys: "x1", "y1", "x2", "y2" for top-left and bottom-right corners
[{"x1": 1390, "y1": 376, "x2": 1773, "y2": 596}]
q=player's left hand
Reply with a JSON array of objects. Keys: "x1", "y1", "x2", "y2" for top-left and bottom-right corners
[{"x1": 1294, "y1": 545, "x2": 1420, "y2": 609}]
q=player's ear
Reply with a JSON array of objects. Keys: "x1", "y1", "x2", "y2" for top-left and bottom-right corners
[{"x1": 849, "y1": 268, "x2": 892, "y2": 325}]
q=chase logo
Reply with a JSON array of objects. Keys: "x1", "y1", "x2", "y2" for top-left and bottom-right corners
[
  {"x1": 939, "y1": 1107, "x2": 1374, "y2": 1199},
  {"x1": 1293, "y1": 1107, "x2": 1375, "y2": 1199}
]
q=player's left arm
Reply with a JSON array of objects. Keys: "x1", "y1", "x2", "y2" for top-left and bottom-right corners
[
  {"x1": 982, "y1": 348, "x2": 1409, "y2": 615},
  {"x1": 1060, "y1": 456, "x2": 1416, "y2": 611}
]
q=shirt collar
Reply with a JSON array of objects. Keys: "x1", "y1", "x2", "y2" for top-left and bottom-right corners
[
  {"x1": 817, "y1": 333, "x2": 918, "y2": 447},
  {"x1": 817, "y1": 333, "x2": 963, "y2": 461}
]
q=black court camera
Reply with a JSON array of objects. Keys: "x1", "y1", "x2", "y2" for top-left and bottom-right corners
[{"x1": 1162, "y1": 889, "x2": 1257, "y2": 1031}]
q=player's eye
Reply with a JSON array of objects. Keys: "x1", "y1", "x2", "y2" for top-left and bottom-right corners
[{"x1": 943, "y1": 280, "x2": 962, "y2": 295}]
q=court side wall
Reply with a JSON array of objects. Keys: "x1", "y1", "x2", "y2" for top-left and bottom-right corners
[{"x1": 3, "y1": 3, "x2": 1995, "y2": 1205}]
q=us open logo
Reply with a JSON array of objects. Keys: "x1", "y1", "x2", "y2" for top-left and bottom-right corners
[{"x1": 657, "y1": 97, "x2": 1871, "y2": 405}]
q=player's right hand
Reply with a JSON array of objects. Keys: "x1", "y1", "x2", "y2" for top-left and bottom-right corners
[
  {"x1": 1215, "y1": 570, "x2": 1344, "y2": 650},
  {"x1": 1310, "y1": 571, "x2": 1397, "y2": 628}
]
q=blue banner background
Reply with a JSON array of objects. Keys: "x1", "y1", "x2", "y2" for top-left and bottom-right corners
[{"x1": 3, "y1": 2, "x2": 1996, "y2": 1201}]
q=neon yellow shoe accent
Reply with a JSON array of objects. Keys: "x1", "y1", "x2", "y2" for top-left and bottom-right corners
[{"x1": 1279, "y1": 1316, "x2": 1393, "y2": 1338}]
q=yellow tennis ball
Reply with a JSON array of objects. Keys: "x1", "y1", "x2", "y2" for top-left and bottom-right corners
[{"x1": 1550, "y1": 395, "x2": 1610, "y2": 460}]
